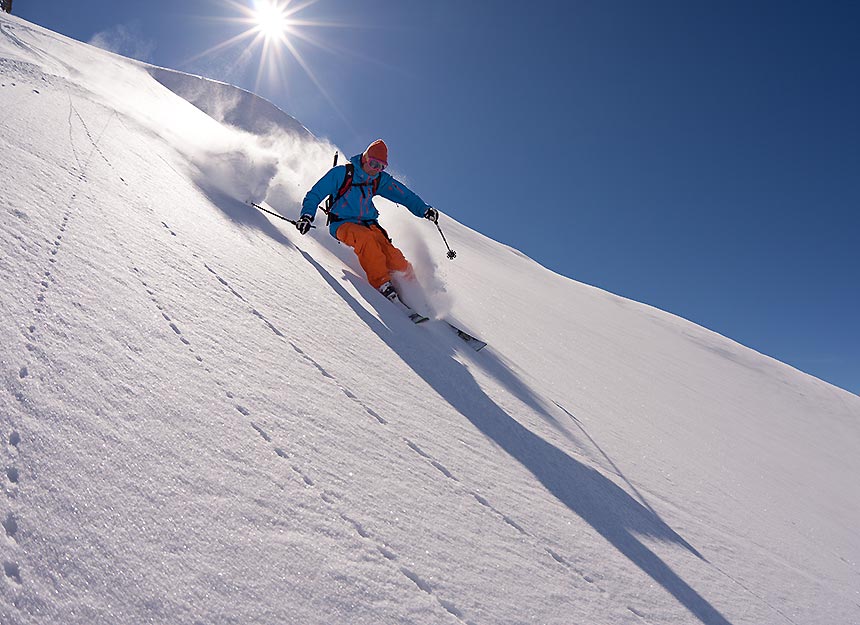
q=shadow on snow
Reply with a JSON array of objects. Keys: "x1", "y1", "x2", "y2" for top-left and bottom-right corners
[
  {"x1": 205, "y1": 194, "x2": 733, "y2": 625},
  {"x1": 299, "y1": 249, "x2": 733, "y2": 625}
]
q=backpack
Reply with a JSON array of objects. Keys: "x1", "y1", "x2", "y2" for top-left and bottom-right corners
[{"x1": 325, "y1": 162, "x2": 381, "y2": 225}]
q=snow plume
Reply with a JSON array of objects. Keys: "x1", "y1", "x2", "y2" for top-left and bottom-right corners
[
  {"x1": 188, "y1": 130, "x2": 336, "y2": 211},
  {"x1": 189, "y1": 139, "x2": 279, "y2": 205},
  {"x1": 88, "y1": 23, "x2": 155, "y2": 63},
  {"x1": 33, "y1": 46, "x2": 277, "y2": 206},
  {"x1": 380, "y1": 199, "x2": 453, "y2": 318},
  {"x1": 263, "y1": 136, "x2": 338, "y2": 214},
  {"x1": 130, "y1": 76, "x2": 286, "y2": 204},
  {"x1": 148, "y1": 67, "x2": 314, "y2": 140},
  {"x1": 146, "y1": 66, "x2": 336, "y2": 216},
  {"x1": 136, "y1": 85, "x2": 282, "y2": 205}
]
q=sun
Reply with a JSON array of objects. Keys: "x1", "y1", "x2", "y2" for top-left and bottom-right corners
[
  {"x1": 188, "y1": 0, "x2": 314, "y2": 90},
  {"x1": 184, "y1": 0, "x2": 357, "y2": 125},
  {"x1": 252, "y1": 0, "x2": 291, "y2": 43}
]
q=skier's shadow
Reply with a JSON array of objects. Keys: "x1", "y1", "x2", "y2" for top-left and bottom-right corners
[{"x1": 299, "y1": 251, "x2": 733, "y2": 625}]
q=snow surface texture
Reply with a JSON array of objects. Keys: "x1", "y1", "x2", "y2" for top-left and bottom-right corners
[{"x1": 1, "y1": 12, "x2": 858, "y2": 625}]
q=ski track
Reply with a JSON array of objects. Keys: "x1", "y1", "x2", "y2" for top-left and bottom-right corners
[
  {"x1": 4, "y1": 94, "x2": 144, "y2": 597},
  {"x1": 5, "y1": 92, "x2": 107, "y2": 591},
  {"x1": 68, "y1": 100, "x2": 118, "y2": 176},
  {"x1": 3, "y1": 423, "x2": 22, "y2": 587},
  {"x1": 0, "y1": 20, "x2": 72, "y2": 79}
]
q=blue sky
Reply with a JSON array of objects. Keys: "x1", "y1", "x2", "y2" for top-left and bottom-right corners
[{"x1": 15, "y1": 1, "x2": 859, "y2": 396}]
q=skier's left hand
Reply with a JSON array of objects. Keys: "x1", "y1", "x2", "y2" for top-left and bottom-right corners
[{"x1": 424, "y1": 207, "x2": 439, "y2": 223}]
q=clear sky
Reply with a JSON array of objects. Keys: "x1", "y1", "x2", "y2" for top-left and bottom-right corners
[{"x1": 13, "y1": 1, "x2": 860, "y2": 396}]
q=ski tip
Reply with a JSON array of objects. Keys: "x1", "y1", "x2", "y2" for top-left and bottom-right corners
[{"x1": 445, "y1": 322, "x2": 487, "y2": 351}]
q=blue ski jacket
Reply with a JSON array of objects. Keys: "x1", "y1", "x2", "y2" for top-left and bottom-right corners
[{"x1": 301, "y1": 153, "x2": 431, "y2": 238}]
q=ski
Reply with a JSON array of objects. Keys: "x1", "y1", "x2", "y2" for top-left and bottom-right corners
[
  {"x1": 389, "y1": 296, "x2": 429, "y2": 324},
  {"x1": 387, "y1": 293, "x2": 487, "y2": 350},
  {"x1": 445, "y1": 322, "x2": 488, "y2": 351}
]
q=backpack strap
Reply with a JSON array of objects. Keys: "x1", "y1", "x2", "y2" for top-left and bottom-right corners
[
  {"x1": 326, "y1": 164, "x2": 383, "y2": 225},
  {"x1": 335, "y1": 163, "x2": 355, "y2": 203},
  {"x1": 326, "y1": 163, "x2": 355, "y2": 225}
]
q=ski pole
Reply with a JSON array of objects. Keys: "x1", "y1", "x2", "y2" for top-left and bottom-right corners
[
  {"x1": 435, "y1": 220, "x2": 457, "y2": 260},
  {"x1": 247, "y1": 201, "x2": 315, "y2": 229}
]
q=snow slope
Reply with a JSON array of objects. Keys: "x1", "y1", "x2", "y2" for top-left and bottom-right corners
[{"x1": 2, "y1": 13, "x2": 858, "y2": 625}]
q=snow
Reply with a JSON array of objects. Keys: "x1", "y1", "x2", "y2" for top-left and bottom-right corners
[{"x1": 2, "y1": 12, "x2": 859, "y2": 625}]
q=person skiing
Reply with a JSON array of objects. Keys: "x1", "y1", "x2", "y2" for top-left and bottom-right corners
[{"x1": 296, "y1": 139, "x2": 439, "y2": 302}]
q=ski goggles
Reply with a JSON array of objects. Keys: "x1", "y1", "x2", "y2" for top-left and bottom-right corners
[{"x1": 365, "y1": 157, "x2": 387, "y2": 171}]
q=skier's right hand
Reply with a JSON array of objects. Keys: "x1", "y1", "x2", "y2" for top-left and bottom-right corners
[
  {"x1": 424, "y1": 207, "x2": 439, "y2": 223},
  {"x1": 295, "y1": 214, "x2": 313, "y2": 235}
]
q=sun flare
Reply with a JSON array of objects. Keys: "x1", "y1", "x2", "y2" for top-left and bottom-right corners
[
  {"x1": 253, "y1": 0, "x2": 291, "y2": 42},
  {"x1": 185, "y1": 0, "x2": 353, "y2": 123}
]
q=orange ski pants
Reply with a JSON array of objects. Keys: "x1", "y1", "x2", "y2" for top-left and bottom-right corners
[{"x1": 335, "y1": 222, "x2": 412, "y2": 289}]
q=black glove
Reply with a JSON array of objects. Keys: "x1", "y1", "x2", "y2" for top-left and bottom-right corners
[
  {"x1": 295, "y1": 214, "x2": 313, "y2": 235},
  {"x1": 424, "y1": 207, "x2": 439, "y2": 223}
]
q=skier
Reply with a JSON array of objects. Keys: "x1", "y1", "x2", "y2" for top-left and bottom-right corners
[{"x1": 296, "y1": 139, "x2": 439, "y2": 303}]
